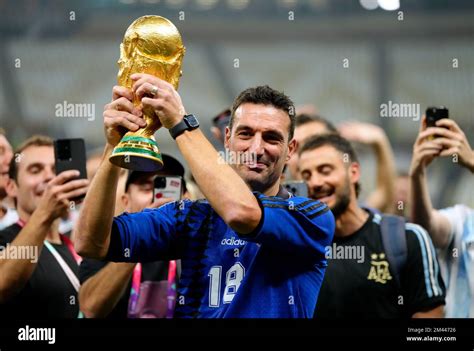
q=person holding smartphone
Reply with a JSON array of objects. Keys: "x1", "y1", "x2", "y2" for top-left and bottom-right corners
[
  {"x1": 0, "y1": 135, "x2": 89, "y2": 318},
  {"x1": 76, "y1": 80, "x2": 335, "y2": 318},
  {"x1": 409, "y1": 114, "x2": 474, "y2": 317}
]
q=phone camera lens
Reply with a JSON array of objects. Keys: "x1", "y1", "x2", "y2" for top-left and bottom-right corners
[{"x1": 155, "y1": 177, "x2": 166, "y2": 188}]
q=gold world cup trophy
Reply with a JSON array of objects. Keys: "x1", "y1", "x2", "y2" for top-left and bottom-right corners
[{"x1": 109, "y1": 15, "x2": 185, "y2": 171}]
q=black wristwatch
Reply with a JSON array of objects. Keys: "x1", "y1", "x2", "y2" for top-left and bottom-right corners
[{"x1": 169, "y1": 114, "x2": 200, "y2": 139}]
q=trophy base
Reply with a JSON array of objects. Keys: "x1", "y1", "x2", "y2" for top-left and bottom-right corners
[{"x1": 109, "y1": 135, "x2": 163, "y2": 172}]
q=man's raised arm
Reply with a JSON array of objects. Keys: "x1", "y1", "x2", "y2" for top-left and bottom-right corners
[
  {"x1": 75, "y1": 86, "x2": 146, "y2": 258},
  {"x1": 134, "y1": 74, "x2": 262, "y2": 235},
  {"x1": 409, "y1": 117, "x2": 474, "y2": 248}
]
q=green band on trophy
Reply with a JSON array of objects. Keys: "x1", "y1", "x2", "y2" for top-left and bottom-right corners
[
  {"x1": 120, "y1": 136, "x2": 159, "y2": 148},
  {"x1": 112, "y1": 147, "x2": 162, "y2": 159}
]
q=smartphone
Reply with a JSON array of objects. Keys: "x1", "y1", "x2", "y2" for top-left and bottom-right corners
[
  {"x1": 54, "y1": 138, "x2": 87, "y2": 200},
  {"x1": 282, "y1": 181, "x2": 308, "y2": 198},
  {"x1": 153, "y1": 176, "x2": 183, "y2": 202},
  {"x1": 426, "y1": 106, "x2": 449, "y2": 128}
]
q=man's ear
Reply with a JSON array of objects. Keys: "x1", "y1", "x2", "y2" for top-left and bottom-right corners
[
  {"x1": 121, "y1": 193, "x2": 130, "y2": 211},
  {"x1": 224, "y1": 126, "x2": 231, "y2": 150},
  {"x1": 286, "y1": 138, "x2": 297, "y2": 162},
  {"x1": 5, "y1": 178, "x2": 17, "y2": 199},
  {"x1": 349, "y1": 162, "x2": 361, "y2": 185}
]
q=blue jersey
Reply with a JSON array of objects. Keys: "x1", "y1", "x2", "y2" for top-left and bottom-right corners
[{"x1": 106, "y1": 192, "x2": 335, "y2": 318}]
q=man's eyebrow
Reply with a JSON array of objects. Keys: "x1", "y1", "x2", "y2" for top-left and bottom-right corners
[
  {"x1": 300, "y1": 161, "x2": 333, "y2": 170},
  {"x1": 313, "y1": 163, "x2": 336, "y2": 172},
  {"x1": 234, "y1": 125, "x2": 253, "y2": 131},
  {"x1": 26, "y1": 162, "x2": 45, "y2": 168},
  {"x1": 263, "y1": 130, "x2": 285, "y2": 140},
  {"x1": 25, "y1": 162, "x2": 53, "y2": 171},
  {"x1": 234, "y1": 125, "x2": 286, "y2": 141}
]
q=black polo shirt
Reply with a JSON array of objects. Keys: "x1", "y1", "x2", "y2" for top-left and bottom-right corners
[
  {"x1": 0, "y1": 223, "x2": 79, "y2": 319},
  {"x1": 315, "y1": 211, "x2": 446, "y2": 318}
]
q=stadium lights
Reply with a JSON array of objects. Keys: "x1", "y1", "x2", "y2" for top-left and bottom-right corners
[
  {"x1": 378, "y1": 0, "x2": 400, "y2": 11},
  {"x1": 360, "y1": 0, "x2": 400, "y2": 11}
]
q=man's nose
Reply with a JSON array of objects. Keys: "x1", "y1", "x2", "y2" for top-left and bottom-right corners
[
  {"x1": 248, "y1": 134, "x2": 265, "y2": 155},
  {"x1": 44, "y1": 167, "x2": 55, "y2": 182},
  {"x1": 308, "y1": 172, "x2": 324, "y2": 190}
]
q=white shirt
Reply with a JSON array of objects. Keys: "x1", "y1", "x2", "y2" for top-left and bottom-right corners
[
  {"x1": 0, "y1": 206, "x2": 18, "y2": 231},
  {"x1": 438, "y1": 205, "x2": 474, "y2": 318}
]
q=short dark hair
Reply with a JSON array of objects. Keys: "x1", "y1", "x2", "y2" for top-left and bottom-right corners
[
  {"x1": 295, "y1": 113, "x2": 338, "y2": 134},
  {"x1": 230, "y1": 85, "x2": 296, "y2": 140},
  {"x1": 9, "y1": 135, "x2": 53, "y2": 182},
  {"x1": 299, "y1": 134, "x2": 361, "y2": 197}
]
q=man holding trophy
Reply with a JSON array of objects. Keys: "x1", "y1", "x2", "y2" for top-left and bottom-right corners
[{"x1": 76, "y1": 15, "x2": 335, "y2": 318}]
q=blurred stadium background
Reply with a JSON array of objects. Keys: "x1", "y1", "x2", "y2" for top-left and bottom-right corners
[{"x1": 0, "y1": 0, "x2": 472, "y2": 207}]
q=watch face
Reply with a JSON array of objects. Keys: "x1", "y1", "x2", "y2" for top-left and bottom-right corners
[{"x1": 186, "y1": 115, "x2": 199, "y2": 128}]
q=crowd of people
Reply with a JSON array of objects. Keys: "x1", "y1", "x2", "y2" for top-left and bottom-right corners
[{"x1": 0, "y1": 75, "x2": 472, "y2": 318}]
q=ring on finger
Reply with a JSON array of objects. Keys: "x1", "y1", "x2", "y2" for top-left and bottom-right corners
[{"x1": 150, "y1": 85, "x2": 158, "y2": 97}]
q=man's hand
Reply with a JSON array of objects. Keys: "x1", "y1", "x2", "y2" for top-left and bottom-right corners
[
  {"x1": 431, "y1": 118, "x2": 474, "y2": 173},
  {"x1": 36, "y1": 170, "x2": 89, "y2": 222},
  {"x1": 410, "y1": 116, "x2": 474, "y2": 175},
  {"x1": 338, "y1": 121, "x2": 387, "y2": 146},
  {"x1": 131, "y1": 73, "x2": 186, "y2": 129},
  {"x1": 103, "y1": 86, "x2": 146, "y2": 147},
  {"x1": 408, "y1": 116, "x2": 460, "y2": 249},
  {"x1": 409, "y1": 116, "x2": 444, "y2": 177}
]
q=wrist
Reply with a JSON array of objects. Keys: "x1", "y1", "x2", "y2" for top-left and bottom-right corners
[
  {"x1": 103, "y1": 145, "x2": 123, "y2": 172},
  {"x1": 104, "y1": 143, "x2": 116, "y2": 156},
  {"x1": 31, "y1": 207, "x2": 56, "y2": 227},
  {"x1": 175, "y1": 127, "x2": 198, "y2": 141},
  {"x1": 409, "y1": 165, "x2": 426, "y2": 178},
  {"x1": 167, "y1": 115, "x2": 184, "y2": 130},
  {"x1": 169, "y1": 114, "x2": 200, "y2": 140}
]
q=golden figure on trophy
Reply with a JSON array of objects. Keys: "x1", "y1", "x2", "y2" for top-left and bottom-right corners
[{"x1": 109, "y1": 15, "x2": 185, "y2": 171}]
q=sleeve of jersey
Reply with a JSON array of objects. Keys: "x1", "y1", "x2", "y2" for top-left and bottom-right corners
[
  {"x1": 105, "y1": 200, "x2": 190, "y2": 263},
  {"x1": 402, "y1": 223, "x2": 446, "y2": 315},
  {"x1": 239, "y1": 194, "x2": 335, "y2": 261},
  {"x1": 439, "y1": 204, "x2": 466, "y2": 244}
]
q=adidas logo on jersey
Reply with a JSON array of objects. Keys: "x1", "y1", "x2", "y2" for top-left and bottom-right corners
[{"x1": 221, "y1": 237, "x2": 247, "y2": 246}]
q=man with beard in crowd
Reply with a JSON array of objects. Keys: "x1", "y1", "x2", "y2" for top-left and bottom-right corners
[{"x1": 298, "y1": 134, "x2": 445, "y2": 318}]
